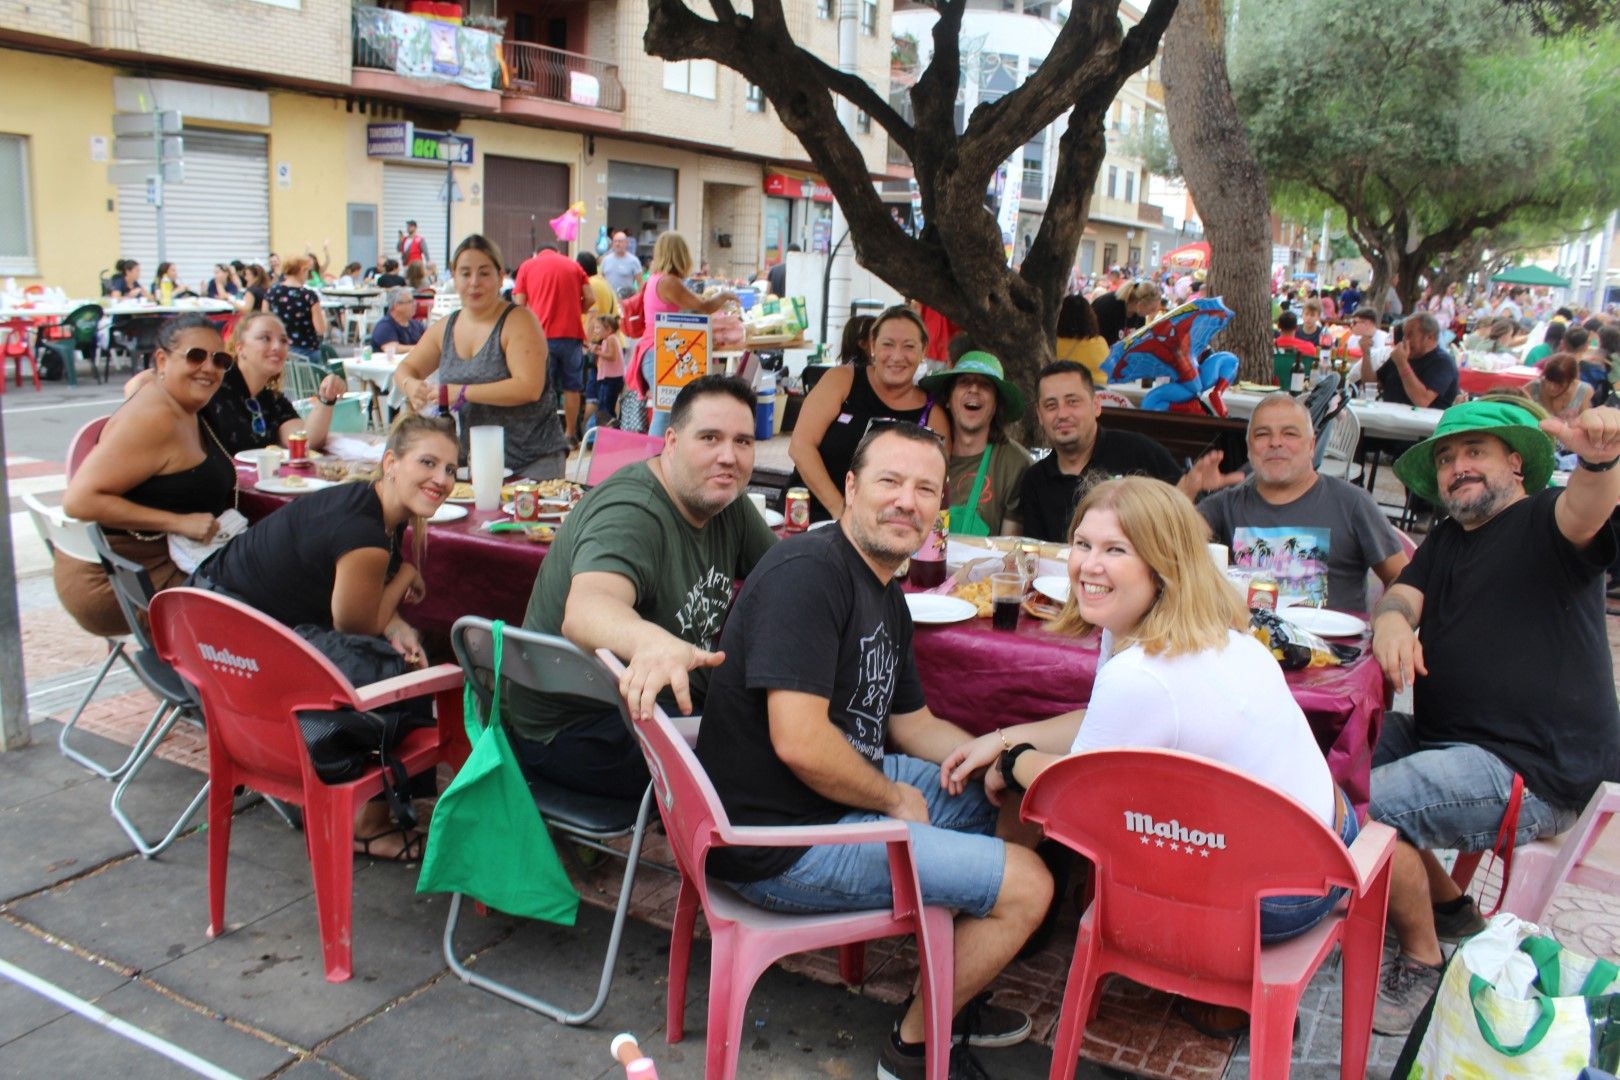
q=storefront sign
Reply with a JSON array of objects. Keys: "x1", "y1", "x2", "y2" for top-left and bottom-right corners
[
  {"x1": 763, "y1": 173, "x2": 833, "y2": 204},
  {"x1": 366, "y1": 123, "x2": 474, "y2": 166},
  {"x1": 653, "y1": 312, "x2": 711, "y2": 411}
]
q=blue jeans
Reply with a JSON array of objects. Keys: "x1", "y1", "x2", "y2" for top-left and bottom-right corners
[
  {"x1": 1258, "y1": 788, "x2": 1359, "y2": 943},
  {"x1": 547, "y1": 338, "x2": 587, "y2": 393},
  {"x1": 1369, "y1": 712, "x2": 1574, "y2": 852},
  {"x1": 730, "y1": 754, "x2": 1005, "y2": 919}
]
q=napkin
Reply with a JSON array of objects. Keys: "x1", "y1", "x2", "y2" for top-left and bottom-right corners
[
  {"x1": 169, "y1": 508, "x2": 249, "y2": 574},
  {"x1": 324, "y1": 436, "x2": 386, "y2": 463}
]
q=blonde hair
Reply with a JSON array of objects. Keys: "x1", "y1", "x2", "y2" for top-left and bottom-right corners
[
  {"x1": 1050, "y1": 476, "x2": 1248, "y2": 656},
  {"x1": 650, "y1": 232, "x2": 693, "y2": 278},
  {"x1": 1116, "y1": 280, "x2": 1162, "y2": 308},
  {"x1": 228, "y1": 310, "x2": 289, "y2": 393}
]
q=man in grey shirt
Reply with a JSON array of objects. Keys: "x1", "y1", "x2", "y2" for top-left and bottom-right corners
[
  {"x1": 1201, "y1": 394, "x2": 1408, "y2": 610},
  {"x1": 598, "y1": 230, "x2": 644, "y2": 298}
]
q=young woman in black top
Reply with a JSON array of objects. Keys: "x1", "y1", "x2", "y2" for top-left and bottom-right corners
[{"x1": 61, "y1": 314, "x2": 236, "y2": 636}]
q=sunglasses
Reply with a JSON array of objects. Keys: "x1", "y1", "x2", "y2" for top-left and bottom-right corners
[
  {"x1": 244, "y1": 397, "x2": 267, "y2": 438},
  {"x1": 180, "y1": 347, "x2": 234, "y2": 371}
]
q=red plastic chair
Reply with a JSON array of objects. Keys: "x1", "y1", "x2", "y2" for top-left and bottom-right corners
[
  {"x1": 148, "y1": 588, "x2": 471, "y2": 982},
  {"x1": 1450, "y1": 781, "x2": 1620, "y2": 922},
  {"x1": 579, "y1": 426, "x2": 664, "y2": 486},
  {"x1": 1022, "y1": 749, "x2": 1396, "y2": 1080},
  {"x1": 597, "y1": 650, "x2": 956, "y2": 1080},
  {"x1": 66, "y1": 415, "x2": 110, "y2": 480},
  {"x1": 1, "y1": 316, "x2": 42, "y2": 392}
]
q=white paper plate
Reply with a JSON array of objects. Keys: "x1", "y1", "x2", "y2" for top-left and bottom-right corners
[
  {"x1": 905, "y1": 593, "x2": 977, "y2": 625},
  {"x1": 762, "y1": 508, "x2": 785, "y2": 528},
  {"x1": 1032, "y1": 575, "x2": 1070, "y2": 605},
  {"x1": 255, "y1": 476, "x2": 335, "y2": 496},
  {"x1": 428, "y1": 503, "x2": 468, "y2": 524},
  {"x1": 1278, "y1": 605, "x2": 1367, "y2": 638},
  {"x1": 235, "y1": 448, "x2": 322, "y2": 464}
]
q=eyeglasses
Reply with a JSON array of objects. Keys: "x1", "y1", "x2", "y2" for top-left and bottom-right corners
[
  {"x1": 181, "y1": 347, "x2": 234, "y2": 371},
  {"x1": 244, "y1": 397, "x2": 268, "y2": 438}
]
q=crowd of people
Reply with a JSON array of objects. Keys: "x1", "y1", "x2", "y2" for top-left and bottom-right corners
[{"x1": 48, "y1": 237, "x2": 1620, "y2": 1077}]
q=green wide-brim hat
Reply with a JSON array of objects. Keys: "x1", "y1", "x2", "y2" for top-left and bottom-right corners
[
  {"x1": 1392, "y1": 399, "x2": 1556, "y2": 506},
  {"x1": 918, "y1": 350, "x2": 1026, "y2": 423}
]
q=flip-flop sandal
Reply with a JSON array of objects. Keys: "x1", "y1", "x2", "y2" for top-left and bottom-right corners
[{"x1": 353, "y1": 827, "x2": 426, "y2": 863}]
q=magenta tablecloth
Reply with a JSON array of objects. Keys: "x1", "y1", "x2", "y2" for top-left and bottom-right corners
[
  {"x1": 236, "y1": 467, "x2": 547, "y2": 636},
  {"x1": 910, "y1": 612, "x2": 1386, "y2": 817}
]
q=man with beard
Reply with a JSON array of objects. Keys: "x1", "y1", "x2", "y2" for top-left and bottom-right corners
[
  {"x1": 919, "y1": 352, "x2": 1031, "y2": 536},
  {"x1": 1018, "y1": 360, "x2": 1240, "y2": 543},
  {"x1": 1199, "y1": 394, "x2": 1406, "y2": 610},
  {"x1": 508, "y1": 375, "x2": 777, "y2": 797},
  {"x1": 1368, "y1": 399, "x2": 1620, "y2": 1034},
  {"x1": 697, "y1": 422, "x2": 1053, "y2": 1080}
]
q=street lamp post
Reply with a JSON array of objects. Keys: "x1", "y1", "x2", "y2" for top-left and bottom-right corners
[{"x1": 442, "y1": 133, "x2": 461, "y2": 271}]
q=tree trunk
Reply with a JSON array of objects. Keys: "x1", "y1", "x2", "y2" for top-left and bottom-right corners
[{"x1": 1160, "y1": 0, "x2": 1273, "y2": 382}]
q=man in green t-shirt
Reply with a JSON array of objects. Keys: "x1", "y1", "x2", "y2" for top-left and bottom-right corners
[
  {"x1": 919, "y1": 351, "x2": 1031, "y2": 536},
  {"x1": 508, "y1": 375, "x2": 778, "y2": 798}
]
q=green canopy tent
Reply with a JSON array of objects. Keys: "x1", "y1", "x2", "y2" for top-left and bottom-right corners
[{"x1": 1491, "y1": 265, "x2": 1571, "y2": 288}]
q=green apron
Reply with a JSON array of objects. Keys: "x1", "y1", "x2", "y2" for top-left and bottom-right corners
[{"x1": 949, "y1": 447, "x2": 994, "y2": 537}]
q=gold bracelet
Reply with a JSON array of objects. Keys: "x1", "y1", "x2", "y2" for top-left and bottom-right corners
[{"x1": 998, "y1": 728, "x2": 1011, "y2": 752}]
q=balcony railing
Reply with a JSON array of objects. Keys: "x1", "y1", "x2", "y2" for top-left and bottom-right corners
[
  {"x1": 503, "y1": 40, "x2": 624, "y2": 112},
  {"x1": 352, "y1": 6, "x2": 502, "y2": 92},
  {"x1": 1021, "y1": 167, "x2": 1045, "y2": 201}
]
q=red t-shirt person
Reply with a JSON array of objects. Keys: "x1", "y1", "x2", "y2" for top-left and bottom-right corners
[{"x1": 513, "y1": 249, "x2": 591, "y2": 343}]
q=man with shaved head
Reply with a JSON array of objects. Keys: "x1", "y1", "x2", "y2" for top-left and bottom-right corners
[{"x1": 1199, "y1": 393, "x2": 1407, "y2": 610}]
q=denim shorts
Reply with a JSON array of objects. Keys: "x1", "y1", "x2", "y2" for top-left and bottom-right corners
[
  {"x1": 548, "y1": 337, "x2": 587, "y2": 393},
  {"x1": 1369, "y1": 711, "x2": 1574, "y2": 851},
  {"x1": 1258, "y1": 787, "x2": 1358, "y2": 944},
  {"x1": 730, "y1": 754, "x2": 1005, "y2": 919}
]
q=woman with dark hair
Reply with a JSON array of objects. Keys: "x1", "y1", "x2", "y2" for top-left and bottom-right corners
[
  {"x1": 196, "y1": 413, "x2": 460, "y2": 858},
  {"x1": 61, "y1": 314, "x2": 237, "y2": 636},
  {"x1": 152, "y1": 262, "x2": 192, "y2": 304},
  {"x1": 107, "y1": 259, "x2": 151, "y2": 301},
  {"x1": 838, "y1": 314, "x2": 875, "y2": 366},
  {"x1": 1054, "y1": 293, "x2": 1109, "y2": 380},
  {"x1": 789, "y1": 305, "x2": 951, "y2": 521},
  {"x1": 1526, "y1": 353, "x2": 1593, "y2": 422},
  {"x1": 395, "y1": 235, "x2": 568, "y2": 479},
  {"x1": 206, "y1": 264, "x2": 242, "y2": 301},
  {"x1": 266, "y1": 256, "x2": 328, "y2": 361},
  {"x1": 1525, "y1": 319, "x2": 1564, "y2": 367},
  {"x1": 237, "y1": 264, "x2": 271, "y2": 314}
]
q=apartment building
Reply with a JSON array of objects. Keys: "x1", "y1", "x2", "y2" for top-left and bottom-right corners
[
  {"x1": 0, "y1": 0, "x2": 893, "y2": 295},
  {"x1": 889, "y1": 0, "x2": 1169, "y2": 279}
]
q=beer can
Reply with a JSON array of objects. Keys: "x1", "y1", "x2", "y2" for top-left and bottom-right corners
[
  {"x1": 286, "y1": 431, "x2": 308, "y2": 461},
  {"x1": 1246, "y1": 572, "x2": 1280, "y2": 612},
  {"x1": 511, "y1": 483, "x2": 539, "y2": 522},
  {"x1": 785, "y1": 487, "x2": 811, "y2": 532}
]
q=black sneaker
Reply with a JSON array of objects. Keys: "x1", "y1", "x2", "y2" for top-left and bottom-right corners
[
  {"x1": 876, "y1": 1031, "x2": 991, "y2": 1080},
  {"x1": 1373, "y1": 953, "x2": 1443, "y2": 1036},
  {"x1": 897, "y1": 991, "x2": 1032, "y2": 1049},
  {"x1": 1432, "y1": 896, "x2": 1487, "y2": 943}
]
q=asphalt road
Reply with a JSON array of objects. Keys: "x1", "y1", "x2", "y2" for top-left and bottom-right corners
[{"x1": 1, "y1": 382, "x2": 126, "y2": 465}]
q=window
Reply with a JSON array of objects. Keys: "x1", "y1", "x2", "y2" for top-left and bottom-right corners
[
  {"x1": 1022, "y1": 136, "x2": 1044, "y2": 200},
  {"x1": 1128, "y1": 246, "x2": 1142, "y2": 268},
  {"x1": 817, "y1": 0, "x2": 831, "y2": 18},
  {"x1": 0, "y1": 135, "x2": 36, "y2": 275},
  {"x1": 663, "y1": 59, "x2": 717, "y2": 99},
  {"x1": 1103, "y1": 243, "x2": 1118, "y2": 269},
  {"x1": 857, "y1": 110, "x2": 871, "y2": 134},
  {"x1": 862, "y1": 0, "x2": 877, "y2": 35},
  {"x1": 746, "y1": 83, "x2": 765, "y2": 113},
  {"x1": 978, "y1": 52, "x2": 1019, "y2": 104},
  {"x1": 1124, "y1": 171, "x2": 1135, "y2": 203},
  {"x1": 1106, "y1": 166, "x2": 1119, "y2": 200}
]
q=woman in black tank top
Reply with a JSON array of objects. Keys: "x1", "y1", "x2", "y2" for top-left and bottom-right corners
[
  {"x1": 61, "y1": 314, "x2": 238, "y2": 638},
  {"x1": 789, "y1": 305, "x2": 950, "y2": 520}
]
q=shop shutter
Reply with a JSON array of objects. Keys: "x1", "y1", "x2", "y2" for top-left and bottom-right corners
[
  {"x1": 116, "y1": 128, "x2": 269, "y2": 286},
  {"x1": 383, "y1": 163, "x2": 451, "y2": 272}
]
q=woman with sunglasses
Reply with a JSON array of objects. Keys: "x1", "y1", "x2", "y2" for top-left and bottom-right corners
[
  {"x1": 61, "y1": 314, "x2": 239, "y2": 637},
  {"x1": 121, "y1": 312, "x2": 349, "y2": 456}
]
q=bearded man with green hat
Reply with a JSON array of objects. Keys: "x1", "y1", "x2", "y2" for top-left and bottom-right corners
[
  {"x1": 920, "y1": 351, "x2": 1032, "y2": 536},
  {"x1": 1368, "y1": 397, "x2": 1620, "y2": 1035}
]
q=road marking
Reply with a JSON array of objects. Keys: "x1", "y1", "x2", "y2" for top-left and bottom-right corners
[
  {"x1": 0, "y1": 957, "x2": 246, "y2": 1080},
  {"x1": 1, "y1": 395, "x2": 124, "y2": 415}
]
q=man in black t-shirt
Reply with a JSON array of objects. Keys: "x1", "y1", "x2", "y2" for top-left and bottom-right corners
[
  {"x1": 697, "y1": 423, "x2": 1053, "y2": 1079},
  {"x1": 1018, "y1": 361, "x2": 1241, "y2": 542},
  {"x1": 1368, "y1": 400, "x2": 1620, "y2": 1035},
  {"x1": 1376, "y1": 312, "x2": 1459, "y2": 408}
]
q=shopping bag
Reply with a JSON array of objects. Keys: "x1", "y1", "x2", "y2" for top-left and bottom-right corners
[
  {"x1": 1394, "y1": 914, "x2": 1620, "y2": 1079},
  {"x1": 417, "y1": 620, "x2": 580, "y2": 925}
]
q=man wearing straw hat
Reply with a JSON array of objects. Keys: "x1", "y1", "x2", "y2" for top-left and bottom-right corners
[{"x1": 1368, "y1": 399, "x2": 1620, "y2": 1034}]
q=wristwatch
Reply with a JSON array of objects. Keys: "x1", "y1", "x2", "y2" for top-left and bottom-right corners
[
  {"x1": 317, "y1": 393, "x2": 340, "y2": 407},
  {"x1": 1578, "y1": 456, "x2": 1620, "y2": 473},
  {"x1": 998, "y1": 742, "x2": 1037, "y2": 794}
]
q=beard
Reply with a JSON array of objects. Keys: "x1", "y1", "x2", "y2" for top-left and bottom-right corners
[
  {"x1": 1440, "y1": 473, "x2": 1518, "y2": 527},
  {"x1": 848, "y1": 508, "x2": 927, "y2": 566}
]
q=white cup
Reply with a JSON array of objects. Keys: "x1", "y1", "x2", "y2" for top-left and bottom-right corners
[
  {"x1": 256, "y1": 449, "x2": 279, "y2": 484},
  {"x1": 1208, "y1": 542, "x2": 1230, "y2": 569},
  {"x1": 748, "y1": 492, "x2": 768, "y2": 519}
]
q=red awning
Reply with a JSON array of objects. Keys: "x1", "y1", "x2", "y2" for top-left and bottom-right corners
[{"x1": 1162, "y1": 241, "x2": 1211, "y2": 271}]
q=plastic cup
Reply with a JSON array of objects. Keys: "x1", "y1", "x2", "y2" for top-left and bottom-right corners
[
  {"x1": 747, "y1": 492, "x2": 767, "y2": 519},
  {"x1": 1208, "y1": 542, "x2": 1230, "y2": 569},
  {"x1": 256, "y1": 449, "x2": 279, "y2": 483},
  {"x1": 990, "y1": 572, "x2": 1023, "y2": 631}
]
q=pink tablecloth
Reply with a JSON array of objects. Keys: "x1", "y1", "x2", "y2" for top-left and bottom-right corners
[
  {"x1": 236, "y1": 467, "x2": 548, "y2": 636},
  {"x1": 1457, "y1": 366, "x2": 1536, "y2": 395},
  {"x1": 910, "y1": 613, "x2": 1386, "y2": 817}
]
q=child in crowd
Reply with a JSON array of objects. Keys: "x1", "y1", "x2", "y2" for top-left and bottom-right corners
[{"x1": 587, "y1": 312, "x2": 625, "y2": 431}]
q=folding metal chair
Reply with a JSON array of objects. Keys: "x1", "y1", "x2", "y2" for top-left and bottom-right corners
[
  {"x1": 86, "y1": 525, "x2": 210, "y2": 857},
  {"x1": 440, "y1": 616, "x2": 669, "y2": 1025}
]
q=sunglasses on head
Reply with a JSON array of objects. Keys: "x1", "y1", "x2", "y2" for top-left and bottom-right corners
[{"x1": 180, "y1": 347, "x2": 234, "y2": 371}]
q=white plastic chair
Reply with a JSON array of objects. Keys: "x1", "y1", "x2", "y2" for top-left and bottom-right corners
[
  {"x1": 22, "y1": 493, "x2": 145, "y2": 779},
  {"x1": 1319, "y1": 406, "x2": 1363, "y2": 483}
]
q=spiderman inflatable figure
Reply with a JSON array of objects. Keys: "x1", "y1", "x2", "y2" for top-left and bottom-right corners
[{"x1": 1101, "y1": 296, "x2": 1240, "y2": 417}]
